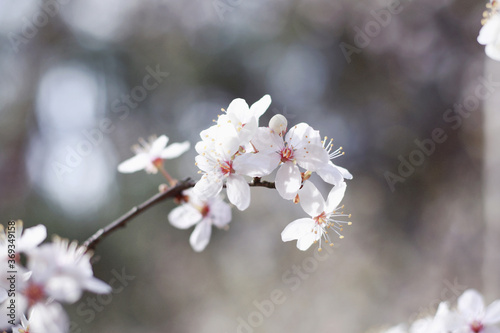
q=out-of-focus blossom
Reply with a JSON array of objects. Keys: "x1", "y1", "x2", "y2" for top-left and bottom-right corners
[{"x1": 118, "y1": 135, "x2": 190, "y2": 174}]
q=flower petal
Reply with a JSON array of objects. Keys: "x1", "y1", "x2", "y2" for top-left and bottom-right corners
[
  {"x1": 209, "y1": 199, "x2": 232, "y2": 228},
  {"x1": 226, "y1": 98, "x2": 250, "y2": 122},
  {"x1": 168, "y1": 205, "x2": 202, "y2": 229},
  {"x1": 190, "y1": 220, "x2": 212, "y2": 252},
  {"x1": 486, "y1": 44, "x2": 500, "y2": 61},
  {"x1": 296, "y1": 232, "x2": 318, "y2": 251},
  {"x1": 18, "y1": 224, "x2": 47, "y2": 252},
  {"x1": 275, "y1": 162, "x2": 302, "y2": 200},
  {"x1": 160, "y1": 141, "x2": 191, "y2": 159},
  {"x1": 30, "y1": 302, "x2": 69, "y2": 333},
  {"x1": 117, "y1": 153, "x2": 150, "y2": 173},
  {"x1": 299, "y1": 181, "x2": 325, "y2": 217},
  {"x1": 484, "y1": 300, "x2": 500, "y2": 325},
  {"x1": 458, "y1": 289, "x2": 485, "y2": 319},
  {"x1": 295, "y1": 144, "x2": 329, "y2": 171},
  {"x1": 326, "y1": 181, "x2": 347, "y2": 212},
  {"x1": 150, "y1": 135, "x2": 169, "y2": 156},
  {"x1": 193, "y1": 175, "x2": 223, "y2": 199},
  {"x1": 226, "y1": 175, "x2": 251, "y2": 211},
  {"x1": 281, "y1": 218, "x2": 315, "y2": 242},
  {"x1": 233, "y1": 151, "x2": 280, "y2": 177},
  {"x1": 84, "y1": 277, "x2": 112, "y2": 295},
  {"x1": 286, "y1": 123, "x2": 322, "y2": 147},
  {"x1": 250, "y1": 94, "x2": 271, "y2": 120},
  {"x1": 316, "y1": 163, "x2": 344, "y2": 186}
]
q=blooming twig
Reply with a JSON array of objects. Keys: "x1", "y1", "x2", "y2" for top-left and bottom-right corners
[{"x1": 83, "y1": 177, "x2": 276, "y2": 252}]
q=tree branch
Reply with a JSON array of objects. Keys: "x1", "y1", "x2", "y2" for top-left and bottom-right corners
[{"x1": 83, "y1": 177, "x2": 275, "y2": 252}]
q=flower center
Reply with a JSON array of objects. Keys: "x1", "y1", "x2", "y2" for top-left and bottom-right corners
[
  {"x1": 152, "y1": 157, "x2": 163, "y2": 168},
  {"x1": 220, "y1": 161, "x2": 234, "y2": 175},
  {"x1": 200, "y1": 204, "x2": 210, "y2": 217},
  {"x1": 470, "y1": 320, "x2": 484, "y2": 333},
  {"x1": 25, "y1": 283, "x2": 45, "y2": 307},
  {"x1": 280, "y1": 147, "x2": 295, "y2": 163},
  {"x1": 314, "y1": 212, "x2": 327, "y2": 225}
]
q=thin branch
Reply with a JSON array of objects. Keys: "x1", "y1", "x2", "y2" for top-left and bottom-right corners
[{"x1": 83, "y1": 177, "x2": 275, "y2": 252}]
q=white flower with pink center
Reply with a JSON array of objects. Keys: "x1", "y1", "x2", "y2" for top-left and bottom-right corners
[
  {"x1": 444, "y1": 289, "x2": 500, "y2": 333},
  {"x1": 249, "y1": 121, "x2": 329, "y2": 200},
  {"x1": 281, "y1": 181, "x2": 351, "y2": 251},
  {"x1": 169, "y1": 189, "x2": 232, "y2": 252},
  {"x1": 118, "y1": 135, "x2": 190, "y2": 176},
  {"x1": 193, "y1": 140, "x2": 256, "y2": 211},
  {"x1": 26, "y1": 237, "x2": 111, "y2": 304}
]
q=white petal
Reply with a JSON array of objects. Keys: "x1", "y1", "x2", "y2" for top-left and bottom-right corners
[
  {"x1": 296, "y1": 232, "x2": 318, "y2": 251},
  {"x1": 298, "y1": 181, "x2": 325, "y2": 217},
  {"x1": 326, "y1": 181, "x2": 347, "y2": 212},
  {"x1": 160, "y1": 141, "x2": 191, "y2": 159},
  {"x1": 189, "y1": 220, "x2": 212, "y2": 252},
  {"x1": 251, "y1": 127, "x2": 283, "y2": 153},
  {"x1": 18, "y1": 224, "x2": 47, "y2": 252},
  {"x1": 193, "y1": 175, "x2": 223, "y2": 199},
  {"x1": 275, "y1": 162, "x2": 302, "y2": 200},
  {"x1": 117, "y1": 153, "x2": 150, "y2": 173},
  {"x1": 233, "y1": 152, "x2": 280, "y2": 177},
  {"x1": 45, "y1": 276, "x2": 82, "y2": 303},
  {"x1": 281, "y1": 218, "x2": 315, "y2": 242},
  {"x1": 226, "y1": 98, "x2": 250, "y2": 122},
  {"x1": 209, "y1": 198, "x2": 232, "y2": 228},
  {"x1": 84, "y1": 277, "x2": 112, "y2": 294},
  {"x1": 30, "y1": 302, "x2": 69, "y2": 333},
  {"x1": 226, "y1": 175, "x2": 251, "y2": 211},
  {"x1": 150, "y1": 135, "x2": 169, "y2": 156},
  {"x1": 168, "y1": 205, "x2": 202, "y2": 229},
  {"x1": 316, "y1": 163, "x2": 344, "y2": 186},
  {"x1": 249, "y1": 94, "x2": 271, "y2": 120},
  {"x1": 458, "y1": 289, "x2": 485, "y2": 319},
  {"x1": 295, "y1": 144, "x2": 329, "y2": 171},
  {"x1": 336, "y1": 164, "x2": 353, "y2": 179},
  {"x1": 483, "y1": 326, "x2": 500, "y2": 333},
  {"x1": 484, "y1": 300, "x2": 500, "y2": 325},
  {"x1": 478, "y1": 15, "x2": 500, "y2": 45},
  {"x1": 485, "y1": 44, "x2": 500, "y2": 61},
  {"x1": 286, "y1": 123, "x2": 322, "y2": 147}
]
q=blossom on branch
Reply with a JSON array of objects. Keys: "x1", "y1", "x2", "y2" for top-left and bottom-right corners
[
  {"x1": 118, "y1": 135, "x2": 190, "y2": 174},
  {"x1": 169, "y1": 188, "x2": 232, "y2": 252},
  {"x1": 281, "y1": 181, "x2": 351, "y2": 251}
]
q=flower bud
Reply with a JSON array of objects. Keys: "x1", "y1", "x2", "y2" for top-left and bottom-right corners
[{"x1": 269, "y1": 114, "x2": 287, "y2": 137}]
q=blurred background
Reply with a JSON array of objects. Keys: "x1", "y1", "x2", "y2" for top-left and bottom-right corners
[{"x1": 0, "y1": 0, "x2": 498, "y2": 332}]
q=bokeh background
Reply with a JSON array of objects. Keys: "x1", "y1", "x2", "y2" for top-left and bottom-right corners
[{"x1": 1, "y1": 0, "x2": 499, "y2": 332}]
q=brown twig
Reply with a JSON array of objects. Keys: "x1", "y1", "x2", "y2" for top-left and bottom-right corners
[{"x1": 83, "y1": 177, "x2": 275, "y2": 252}]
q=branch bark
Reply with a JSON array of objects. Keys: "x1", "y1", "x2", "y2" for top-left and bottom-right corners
[{"x1": 83, "y1": 177, "x2": 275, "y2": 252}]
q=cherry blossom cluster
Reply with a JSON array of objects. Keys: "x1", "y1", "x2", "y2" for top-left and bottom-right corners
[
  {"x1": 188, "y1": 94, "x2": 353, "y2": 251},
  {"x1": 117, "y1": 95, "x2": 353, "y2": 252},
  {"x1": 0, "y1": 220, "x2": 111, "y2": 333},
  {"x1": 379, "y1": 289, "x2": 500, "y2": 333},
  {"x1": 478, "y1": 0, "x2": 500, "y2": 61}
]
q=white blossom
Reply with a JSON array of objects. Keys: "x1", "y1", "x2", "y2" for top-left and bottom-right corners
[
  {"x1": 249, "y1": 122, "x2": 329, "y2": 200},
  {"x1": 169, "y1": 189, "x2": 232, "y2": 252},
  {"x1": 445, "y1": 289, "x2": 500, "y2": 333},
  {"x1": 478, "y1": 5, "x2": 500, "y2": 61},
  {"x1": 281, "y1": 181, "x2": 350, "y2": 251},
  {"x1": 118, "y1": 135, "x2": 190, "y2": 174},
  {"x1": 27, "y1": 237, "x2": 111, "y2": 304}
]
